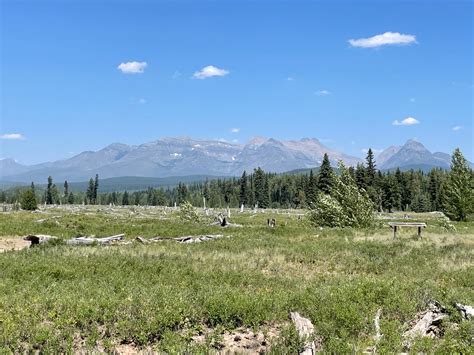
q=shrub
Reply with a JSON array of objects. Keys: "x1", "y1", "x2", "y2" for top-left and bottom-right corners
[
  {"x1": 179, "y1": 201, "x2": 200, "y2": 223},
  {"x1": 309, "y1": 161, "x2": 375, "y2": 228},
  {"x1": 20, "y1": 189, "x2": 38, "y2": 211}
]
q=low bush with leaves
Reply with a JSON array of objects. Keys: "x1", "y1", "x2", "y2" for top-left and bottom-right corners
[{"x1": 179, "y1": 201, "x2": 201, "y2": 223}]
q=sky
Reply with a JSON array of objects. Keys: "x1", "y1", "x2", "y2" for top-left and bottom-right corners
[{"x1": 1, "y1": 0, "x2": 472, "y2": 165}]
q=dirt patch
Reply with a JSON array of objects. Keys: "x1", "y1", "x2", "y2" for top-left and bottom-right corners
[
  {"x1": 191, "y1": 323, "x2": 286, "y2": 354},
  {"x1": 0, "y1": 237, "x2": 30, "y2": 252}
]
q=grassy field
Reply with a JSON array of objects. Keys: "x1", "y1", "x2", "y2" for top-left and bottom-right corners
[{"x1": 0, "y1": 206, "x2": 473, "y2": 353}]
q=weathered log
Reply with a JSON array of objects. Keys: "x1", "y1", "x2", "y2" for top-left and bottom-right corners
[
  {"x1": 290, "y1": 312, "x2": 316, "y2": 355},
  {"x1": 374, "y1": 308, "x2": 382, "y2": 342},
  {"x1": 135, "y1": 236, "x2": 150, "y2": 244},
  {"x1": 403, "y1": 301, "x2": 447, "y2": 349},
  {"x1": 66, "y1": 234, "x2": 125, "y2": 245},
  {"x1": 455, "y1": 303, "x2": 474, "y2": 320}
]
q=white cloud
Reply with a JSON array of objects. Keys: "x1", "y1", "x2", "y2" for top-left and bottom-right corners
[
  {"x1": 315, "y1": 90, "x2": 331, "y2": 96},
  {"x1": 138, "y1": 98, "x2": 147, "y2": 104},
  {"x1": 172, "y1": 70, "x2": 181, "y2": 79},
  {"x1": 193, "y1": 65, "x2": 229, "y2": 79},
  {"x1": 410, "y1": 98, "x2": 416, "y2": 102},
  {"x1": 392, "y1": 117, "x2": 420, "y2": 126},
  {"x1": 231, "y1": 128, "x2": 240, "y2": 133},
  {"x1": 452, "y1": 125, "x2": 462, "y2": 131},
  {"x1": 349, "y1": 32, "x2": 417, "y2": 48},
  {"x1": 0, "y1": 133, "x2": 25, "y2": 140},
  {"x1": 117, "y1": 61, "x2": 147, "y2": 74},
  {"x1": 287, "y1": 76, "x2": 295, "y2": 81}
]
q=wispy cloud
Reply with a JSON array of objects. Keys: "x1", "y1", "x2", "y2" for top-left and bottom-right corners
[
  {"x1": 392, "y1": 117, "x2": 420, "y2": 126},
  {"x1": 410, "y1": 98, "x2": 416, "y2": 102},
  {"x1": 172, "y1": 70, "x2": 182, "y2": 79},
  {"x1": 349, "y1": 32, "x2": 417, "y2": 48},
  {"x1": 287, "y1": 76, "x2": 295, "y2": 81},
  {"x1": 319, "y1": 138, "x2": 334, "y2": 144},
  {"x1": 315, "y1": 90, "x2": 331, "y2": 96},
  {"x1": 0, "y1": 133, "x2": 25, "y2": 140},
  {"x1": 452, "y1": 125, "x2": 462, "y2": 131},
  {"x1": 230, "y1": 128, "x2": 240, "y2": 134},
  {"x1": 138, "y1": 98, "x2": 147, "y2": 104},
  {"x1": 193, "y1": 65, "x2": 229, "y2": 79},
  {"x1": 117, "y1": 61, "x2": 147, "y2": 74}
]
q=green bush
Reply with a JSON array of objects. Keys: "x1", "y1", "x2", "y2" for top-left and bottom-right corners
[{"x1": 20, "y1": 189, "x2": 38, "y2": 211}]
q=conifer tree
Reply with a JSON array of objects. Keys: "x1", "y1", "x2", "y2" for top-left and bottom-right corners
[
  {"x1": 93, "y1": 174, "x2": 99, "y2": 203},
  {"x1": 442, "y1": 149, "x2": 473, "y2": 221},
  {"x1": 68, "y1": 191, "x2": 75, "y2": 204},
  {"x1": 21, "y1": 185, "x2": 38, "y2": 211},
  {"x1": 122, "y1": 191, "x2": 130, "y2": 206},
  {"x1": 45, "y1": 176, "x2": 53, "y2": 204},
  {"x1": 365, "y1": 148, "x2": 376, "y2": 186},
  {"x1": 355, "y1": 163, "x2": 368, "y2": 190},
  {"x1": 306, "y1": 170, "x2": 318, "y2": 206},
  {"x1": 239, "y1": 171, "x2": 248, "y2": 206},
  {"x1": 254, "y1": 167, "x2": 269, "y2": 208},
  {"x1": 63, "y1": 180, "x2": 69, "y2": 203},
  {"x1": 317, "y1": 153, "x2": 334, "y2": 194},
  {"x1": 86, "y1": 178, "x2": 95, "y2": 204}
]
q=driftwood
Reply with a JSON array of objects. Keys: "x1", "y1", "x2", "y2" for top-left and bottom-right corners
[
  {"x1": 137, "y1": 234, "x2": 226, "y2": 244},
  {"x1": 66, "y1": 234, "x2": 125, "y2": 245},
  {"x1": 455, "y1": 303, "x2": 474, "y2": 320},
  {"x1": 403, "y1": 301, "x2": 447, "y2": 349},
  {"x1": 290, "y1": 312, "x2": 316, "y2": 355},
  {"x1": 267, "y1": 218, "x2": 276, "y2": 228}
]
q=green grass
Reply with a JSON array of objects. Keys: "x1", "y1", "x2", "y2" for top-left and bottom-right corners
[{"x1": 0, "y1": 207, "x2": 473, "y2": 352}]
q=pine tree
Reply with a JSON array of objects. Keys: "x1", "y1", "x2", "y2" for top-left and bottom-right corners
[
  {"x1": 254, "y1": 167, "x2": 269, "y2": 208},
  {"x1": 365, "y1": 148, "x2": 376, "y2": 186},
  {"x1": 442, "y1": 149, "x2": 473, "y2": 221},
  {"x1": 239, "y1": 171, "x2": 248, "y2": 206},
  {"x1": 317, "y1": 154, "x2": 334, "y2": 194},
  {"x1": 31, "y1": 182, "x2": 35, "y2": 193},
  {"x1": 93, "y1": 174, "x2": 99, "y2": 203},
  {"x1": 86, "y1": 178, "x2": 95, "y2": 204},
  {"x1": 63, "y1": 180, "x2": 69, "y2": 203},
  {"x1": 20, "y1": 186, "x2": 38, "y2": 211},
  {"x1": 45, "y1": 176, "x2": 53, "y2": 204},
  {"x1": 122, "y1": 191, "x2": 130, "y2": 206},
  {"x1": 68, "y1": 191, "x2": 75, "y2": 204},
  {"x1": 355, "y1": 163, "x2": 368, "y2": 190}
]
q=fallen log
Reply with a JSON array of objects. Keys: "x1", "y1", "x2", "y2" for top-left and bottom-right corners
[
  {"x1": 138, "y1": 234, "x2": 226, "y2": 244},
  {"x1": 65, "y1": 234, "x2": 125, "y2": 245},
  {"x1": 290, "y1": 312, "x2": 316, "y2": 355}
]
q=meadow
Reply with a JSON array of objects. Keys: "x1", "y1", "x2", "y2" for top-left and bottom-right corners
[{"x1": 0, "y1": 206, "x2": 473, "y2": 353}]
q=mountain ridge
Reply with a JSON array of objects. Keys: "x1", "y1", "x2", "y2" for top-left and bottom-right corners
[{"x1": 1, "y1": 137, "x2": 468, "y2": 183}]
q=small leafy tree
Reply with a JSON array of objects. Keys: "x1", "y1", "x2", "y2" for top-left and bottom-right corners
[
  {"x1": 442, "y1": 149, "x2": 473, "y2": 221},
  {"x1": 20, "y1": 187, "x2": 38, "y2": 211}
]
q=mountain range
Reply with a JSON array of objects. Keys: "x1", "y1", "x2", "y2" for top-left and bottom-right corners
[{"x1": 0, "y1": 137, "x2": 464, "y2": 183}]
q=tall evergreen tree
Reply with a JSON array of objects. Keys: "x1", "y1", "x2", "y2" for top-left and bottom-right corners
[
  {"x1": 365, "y1": 148, "x2": 376, "y2": 186},
  {"x1": 93, "y1": 174, "x2": 99, "y2": 203},
  {"x1": 68, "y1": 191, "x2": 75, "y2": 204},
  {"x1": 45, "y1": 176, "x2": 53, "y2": 204},
  {"x1": 86, "y1": 178, "x2": 95, "y2": 204},
  {"x1": 21, "y1": 185, "x2": 38, "y2": 211},
  {"x1": 355, "y1": 163, "x2": 368, "y2": 190},
  {"x1": 122, "y1": 191, "x2": 130, "y2": 206},
  {"x1": 442, "y1": 149, "x2": 473, "y2": 221},
  {"x1": 239, "y1": 171, "x2": 248, "y2": 206},
  {"x1": 306, "y1": 170, "x2": 318, "y2": 206},
  {"x1": 317, "y1": 153, "x2": 334, "y2": 194},
  {"x1": 63, "y1": 180, "x2": 69, "y2": 203},
  {"x1": 254, "y1": 167, "x2": 269, "y2": 208}
]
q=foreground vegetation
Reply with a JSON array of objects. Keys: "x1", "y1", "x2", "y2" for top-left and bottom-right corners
[{"x1": 0, "y1": 206, "x2": 473, "y2": 352}]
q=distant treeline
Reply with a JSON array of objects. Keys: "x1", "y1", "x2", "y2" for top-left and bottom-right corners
[{"x1": 2, "y1": 149, "x2": 473, "y2": 217}]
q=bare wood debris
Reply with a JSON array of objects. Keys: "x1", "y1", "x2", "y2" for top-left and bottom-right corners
[
  {"x1": 290, "y1": 312, "x2": 317, "y2": 355},
  {"x1": 66, "y1": 234, "x2": 125, "y2": 245},
  {"x1": 136, "y1": 234, "x2": 226, "y2": 244},
  {"x1": 403, "y1": 301, "x2": 447, "y2": 349},
  {"x1": 455, "y1": 303, "x2": 474, "y2": 320},
  {"x1": 24, "y1": 235, "x2": 58, "y2": 245}
]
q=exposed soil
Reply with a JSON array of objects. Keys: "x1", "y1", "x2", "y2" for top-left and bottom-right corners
[{"x1": 0, "y1": 237, "x2": 30, "y2": 252}]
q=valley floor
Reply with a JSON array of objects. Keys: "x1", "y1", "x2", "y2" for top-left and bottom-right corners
[{"x1": 0, "y1": 206, "x2": 473, "y2": 353}]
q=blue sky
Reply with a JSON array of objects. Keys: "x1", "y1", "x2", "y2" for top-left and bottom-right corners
[{"x1": 1, "y1": 0, "x2": 472, "y2": 164}]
